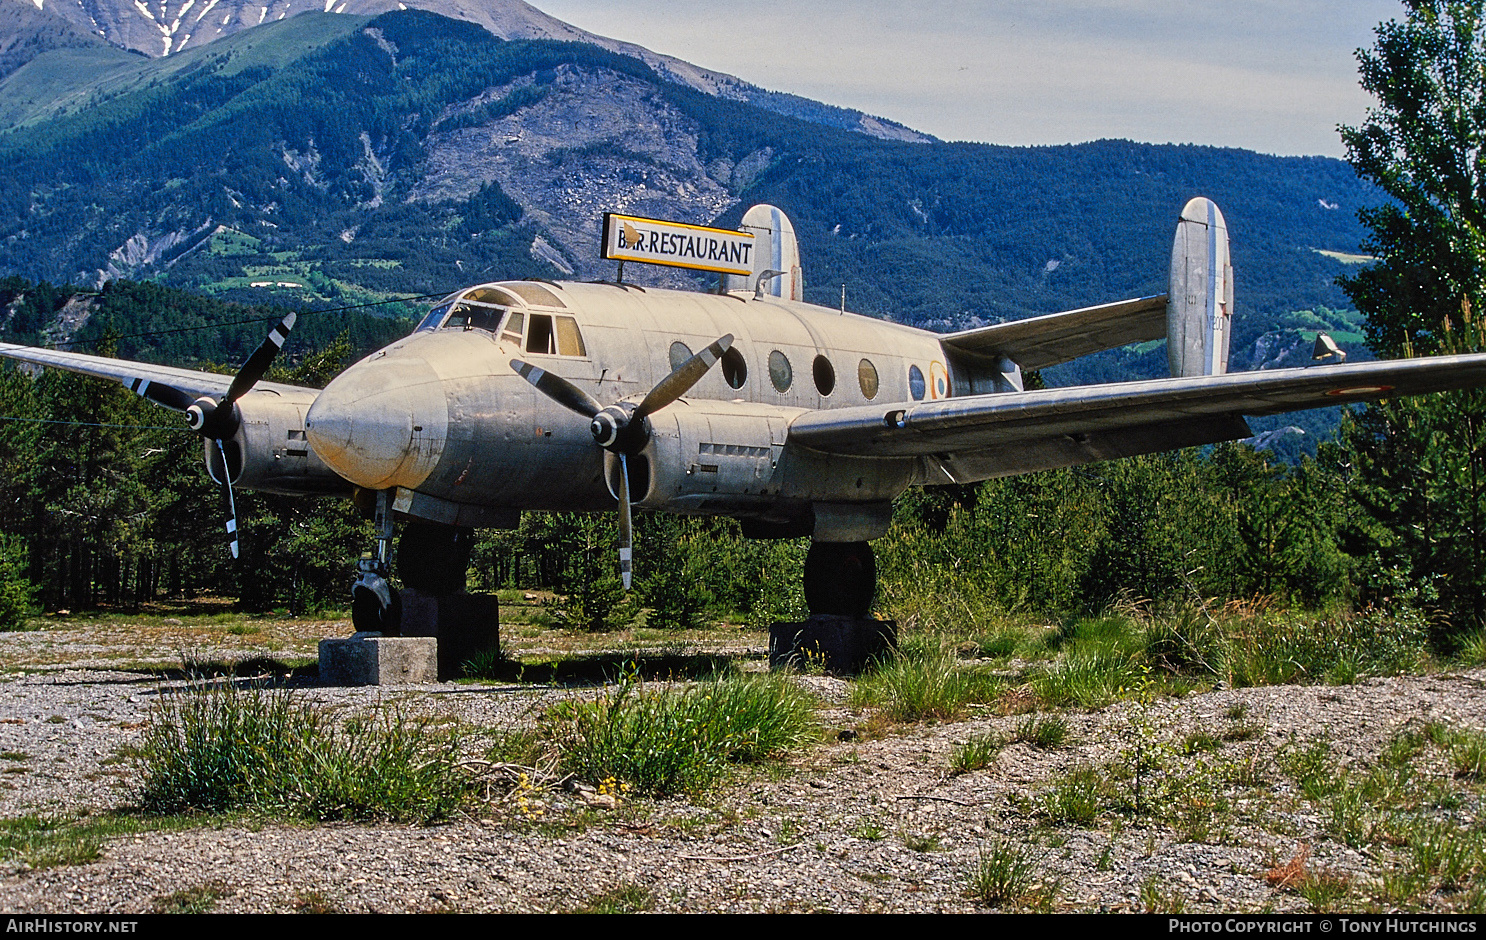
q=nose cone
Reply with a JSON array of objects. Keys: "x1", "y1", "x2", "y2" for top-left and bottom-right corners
[{"x1": 306, "y1": 355, "x2": 449, "y2": 490}]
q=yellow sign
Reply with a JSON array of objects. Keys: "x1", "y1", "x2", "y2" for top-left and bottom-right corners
[{"x1": 602, "y1": 213, "x2": 756, "y2": 276}]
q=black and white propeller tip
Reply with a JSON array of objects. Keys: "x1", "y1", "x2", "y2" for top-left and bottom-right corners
[
  {"x1": 126, "y1": 311, "x2": 299, "y2": 560},
  {"x1": 511, "y1": 333, "x2": 735, "y2": 589}
]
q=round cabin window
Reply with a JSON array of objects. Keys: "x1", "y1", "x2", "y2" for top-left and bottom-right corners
[
  {"x1": 769, "y1": 350, "x2": 792, "y2": 392},
  {"x1": 721, "y1": 347, "x2": 747, "y2": 389},
  {"x1": 908, "y1": 364, "x2": 926, "y2": 401},
  {"x1": 858, "y1": 359, "x2": 879, "y2": 399},
  {"x1": 813, "y1": 355, "x2": 836, "y2": 396},
  {"x1": 669, "y1": 341, "x2": 692, "y2": 372}
]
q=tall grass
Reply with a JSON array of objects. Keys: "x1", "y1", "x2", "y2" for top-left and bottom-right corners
[
  {"x1": 545, "y1": 672, "x2": 816, "y2": 796},
  {"x1": 135, "y1": 686, "x2": 469, "y2": 822},
  {"x1": 1136, "y1": 601, "x2": 1433, "y2": 686},
  {"x1": 849, "y1": 643, "x2": 1006, "y2": 721}
]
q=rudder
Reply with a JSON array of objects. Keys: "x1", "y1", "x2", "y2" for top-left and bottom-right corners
[{"x1": 1167, "y1": 197, "x2": 1233, "y2": 377}]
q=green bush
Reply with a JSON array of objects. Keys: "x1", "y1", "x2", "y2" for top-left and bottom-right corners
[{"x1": 0, "y1": 534, "x2": 36, "y2": 631}]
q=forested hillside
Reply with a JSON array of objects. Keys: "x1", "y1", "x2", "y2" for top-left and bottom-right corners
[
  {"x1": 0, "y1": 11, "x2": 1370, "y2": 333},
  {"x1": 3, "y1": 7, "x2": 1471, "y2": 648}
]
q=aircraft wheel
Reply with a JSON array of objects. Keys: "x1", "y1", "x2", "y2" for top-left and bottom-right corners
[
  {"x1": 803, "y1": 540, "x2": 876, "y2": 618},
  {"x1": 352, "y1": 580, "x2": 402, "y2": 635},
  {"x1": 398, "y1": 523, "x2": 474, "y2": 594}
]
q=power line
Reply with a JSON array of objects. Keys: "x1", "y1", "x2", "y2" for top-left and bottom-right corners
[
  {"x1": 0, "y1": 414, "x2": 191, "y2": 432},
  {"x1": 39, "y1": 291, "x2": 449, "y2": 351}
]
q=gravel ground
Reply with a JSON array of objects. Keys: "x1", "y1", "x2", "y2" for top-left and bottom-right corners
[{"x1": 0, "y1": 620, "x2": 1484, "y2": 914}]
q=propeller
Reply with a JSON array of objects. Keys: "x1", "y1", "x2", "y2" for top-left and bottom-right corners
[
  {"x1": 125, "y1": 312, "x2": 298, "y2": 558},
  {"x1": 512, "y1": 333, "x2": 734, "y2": 588}
]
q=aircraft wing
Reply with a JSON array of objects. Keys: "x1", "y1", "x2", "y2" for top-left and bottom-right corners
[
  {"x1": 0, "y1": 343, "x2": 318, "y2": 407},
  {"x1": 787, "y1": 353, "x2": 1486, "y2": 480},
  {"x1": 941, "y1": 295, "x2": 1168, "y2": 371}
]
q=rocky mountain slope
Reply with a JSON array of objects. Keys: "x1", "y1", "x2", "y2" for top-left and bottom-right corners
[
  {"x1": 0, "y1": 0, "x2": 930, "y2": 140},
  {"x1": 0, "y1": 5, "x2": 1379, "y2": 456}
]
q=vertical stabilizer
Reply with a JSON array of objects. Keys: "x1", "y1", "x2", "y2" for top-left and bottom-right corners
[
  {"x1": 725, "y1": 204, "x2": 804, "y2": 300},
  {"x1": 1167, "y1": 197, "x2": 1233, "y2": 377}
]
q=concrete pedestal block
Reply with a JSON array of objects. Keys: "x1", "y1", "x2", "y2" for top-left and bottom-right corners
[
  {"x1": 399, "y1": 588, "x2": 501, "y2": 680},
  {"x1": 769, "y1": 616, "x2": 897, "y2": 676},
  {"x1": 318, "y1": 635, "x2": 438, "y2": 686}
]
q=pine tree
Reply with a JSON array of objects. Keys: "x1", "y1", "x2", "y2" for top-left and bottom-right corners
[{"x1": 1338, "y1": 0, "x2": 1486, "y2": 631}]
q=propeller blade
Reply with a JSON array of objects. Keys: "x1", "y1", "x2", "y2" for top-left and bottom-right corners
[
  {"x1": 618, "y1": 452, "x2": 632, "y2": 590},
  {"x1": 510, "y1": 359, "x2": 603, "y2": 418},
  {"x1": 635, "y1": 334, "x2": 733, "y2": 419},
  {"x1": 125, "y1": 377, "x2": 195, "y2": 412},
  {"x1": 217, "y1": 439, "x2": 240, "y2": 560},
  {"x1": 225, "y1": 311, "x2": 297, "y2": 404}
]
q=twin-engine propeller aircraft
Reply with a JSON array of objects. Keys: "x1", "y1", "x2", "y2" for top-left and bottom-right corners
[{"x1": 5, "y1": 198, "x2": 1486, "y2": 638}]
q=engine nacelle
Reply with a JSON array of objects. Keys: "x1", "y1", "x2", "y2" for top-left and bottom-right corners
[
  {"x1": 605, "y1": 400, "x2": 915, "y2": 528},
  {"x1": 203, "y1": 391, "x2": 353, "y2": 496}
]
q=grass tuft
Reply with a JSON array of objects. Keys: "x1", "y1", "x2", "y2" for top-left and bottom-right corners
[
  {"x1": 1013, "y1": 714, "x2": 1070, "y2": 749},
  {"x1": 150, "y1": 883, "x2": 227, "y2": 914},
  {"x1": 545, "y1": 672, "x2": 816, "y2": 796},
  {"x1": 849, "y1": 645, "x2": 1003, "y2": 721},
  {"x1": 968, "y1": 839, "x2": 1041, "y2": 908},
  {"x1": 950, "y1": 733, "x2": 1004, "y2": 774},
  {"x1": 572, "y1": 883, "x2": 654, "y2": 914},
  {"x1": 134, "y1": 685, "x2": 469, "y2": 822}
]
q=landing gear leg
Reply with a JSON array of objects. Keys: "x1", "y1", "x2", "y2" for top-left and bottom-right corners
[
  {"x1": 395, "y1": 522, "x2": 498, "y2": 680},
  {"x1": 351, "y1": 489, "x2": 401, "y2": 634},
  {"x1": 803, "y1": 540, "x2": 876, "y2": 618},
  {"x1": 771, "y1": 539, "x2": 895, "y2": 674}
]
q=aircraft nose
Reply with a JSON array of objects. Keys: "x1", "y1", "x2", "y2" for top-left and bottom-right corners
[{"x1": 306, "y1": 355, "x2": 449, "y2": 490}]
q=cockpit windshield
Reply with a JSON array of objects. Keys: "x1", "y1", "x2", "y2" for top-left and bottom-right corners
[{"x1": 415, "y1": 283, "x2": 587, "y2": 357}]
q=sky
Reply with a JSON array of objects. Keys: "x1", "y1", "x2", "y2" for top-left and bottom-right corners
[{"x1": 535, "y1": 0, "x2": 1405, "y2": 158}]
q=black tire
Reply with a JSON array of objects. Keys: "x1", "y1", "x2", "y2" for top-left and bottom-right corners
[
  {"x1": 352, "y1": 583, "x2": 402, "y2": 635},
  {"x1": 803, "y1": 540, "x2": 876, "y2": 617}
]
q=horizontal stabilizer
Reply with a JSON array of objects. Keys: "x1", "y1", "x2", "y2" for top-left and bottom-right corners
[{"x1": 941, "y1": 295, "x2": 1168, "y2": 372}]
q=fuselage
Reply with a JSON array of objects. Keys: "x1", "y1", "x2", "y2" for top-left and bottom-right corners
[{"x1": 303, "y1": 279, "x2": 969, "y2": 533}]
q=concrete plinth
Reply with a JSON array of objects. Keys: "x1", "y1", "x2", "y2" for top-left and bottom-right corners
[
  {"x1": 769, "y1": 616, "x2": 897, "y2": 676},
  {"x1": 399, "y1": 588, "x2": 501, "y2": 680},
  {"x1": 318, "y1": 635, "x2": 438, "y2": 686}
]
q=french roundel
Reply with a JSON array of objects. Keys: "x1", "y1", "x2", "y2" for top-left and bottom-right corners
[{"x1": 929, "y1": 361, "x2": 950, "y2": 400}]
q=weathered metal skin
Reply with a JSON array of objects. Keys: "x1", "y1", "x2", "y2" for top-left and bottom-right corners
[
  {"x1": 209, "y1": 389, "x2": 352, "y2": 496},
  {"x1": 305, "y1": 279, "x2": 960, "y2": 532}
]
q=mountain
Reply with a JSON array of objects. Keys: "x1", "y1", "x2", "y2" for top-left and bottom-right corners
[
  {"x1": 0, "y1": 5, "x2": 1378, "y2": 462},
  {"x1": 0, "y1": 0, "x2": 931, "y2": 141}
]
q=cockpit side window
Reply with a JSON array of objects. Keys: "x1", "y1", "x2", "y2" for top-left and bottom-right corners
[
  {"x1": 522, "y1": 314, "x2": 587, "y2": 357},
  {"x1": 555, "y1": 316, "x2": 587, "y2": 357},
  {"x1": 529, "y1": 313, "x2": 558, "y2": 353},
  {"x1": 501, "y1": 311, "x2": 524, "y2": 345},
  {"x1": 526, "y1": 314, "x2": 556, "y2": 354}
]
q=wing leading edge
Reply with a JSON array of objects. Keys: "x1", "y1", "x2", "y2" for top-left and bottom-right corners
[
  {"x1": 0, "y1": 343, "x2": 321, "y2": 408},
  {"x1": 787, "y1": 353, "x2": 1486, "y2": 482}
]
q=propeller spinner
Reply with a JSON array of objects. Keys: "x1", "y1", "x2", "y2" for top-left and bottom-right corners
[{"x1": 512, "y1": 333, "x2": 734, "y2": 588}]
